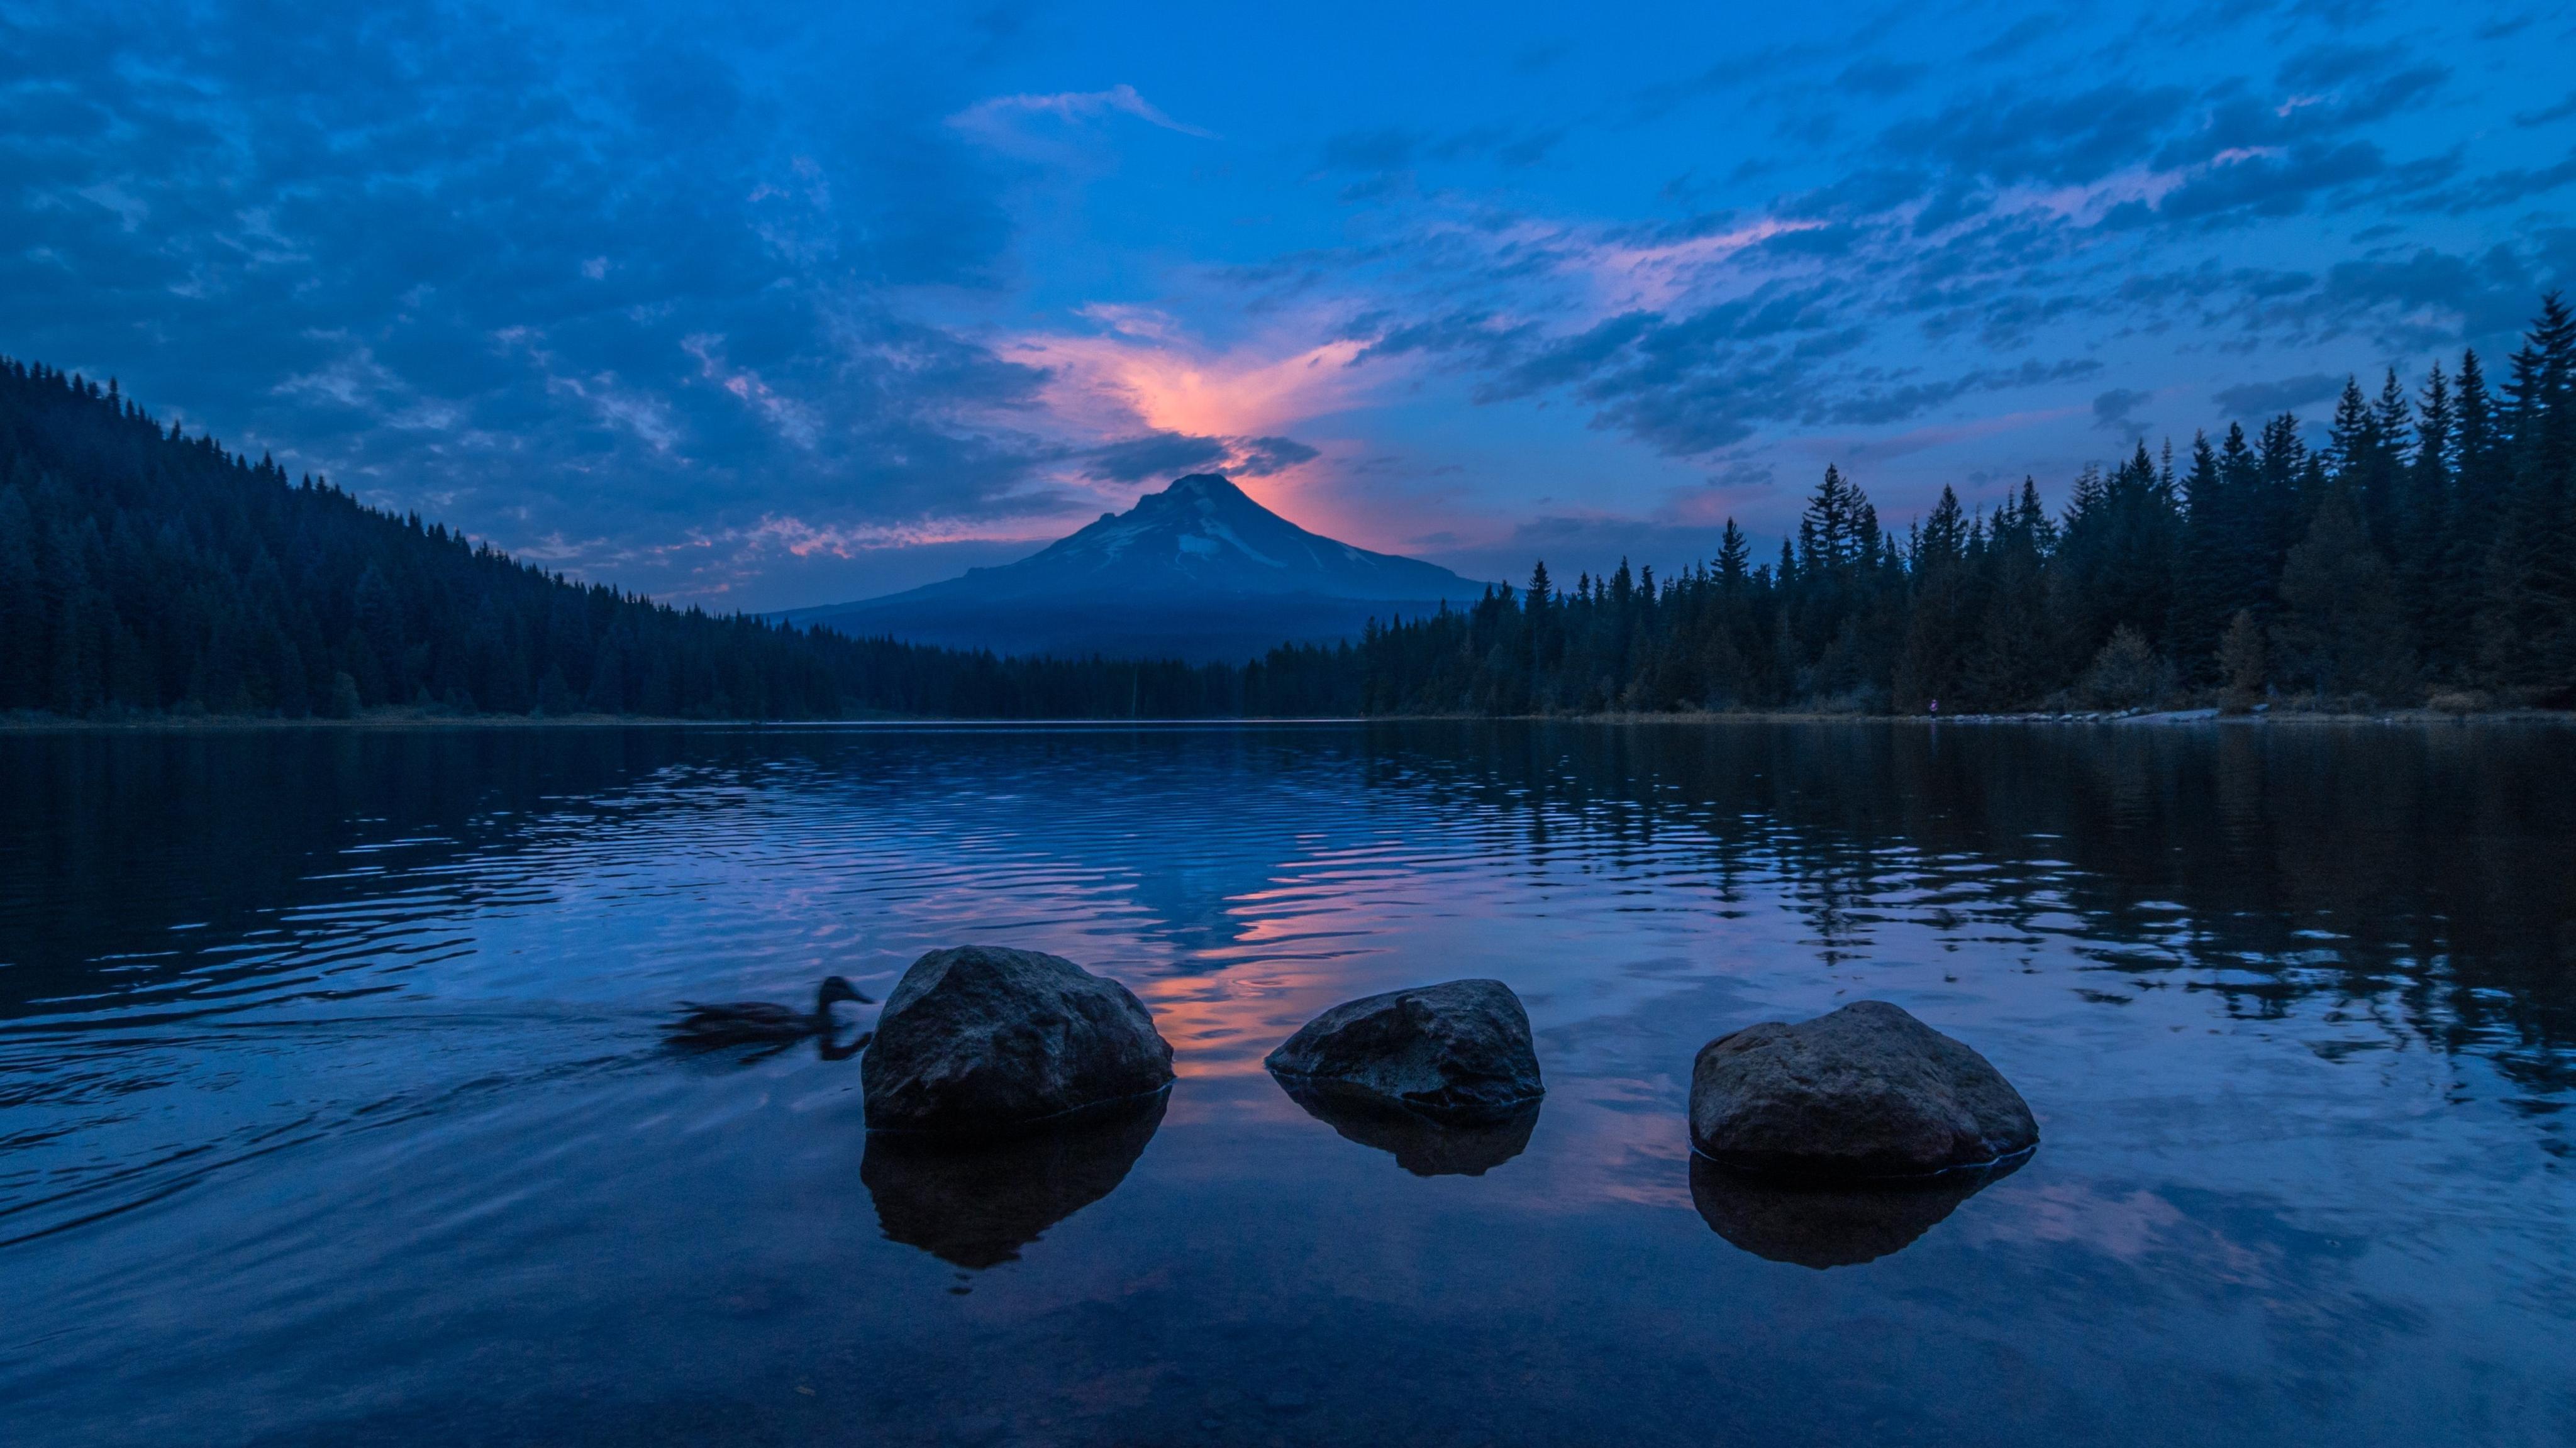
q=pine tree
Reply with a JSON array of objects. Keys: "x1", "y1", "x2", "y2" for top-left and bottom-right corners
[
  {"x1": 2365, "y1": 367, "x2": 2411, "y2": 553},
  {"x1": 1895, "y1": 485, "x2": 1971, "y2": 709},
  {"x1": 2478, "y1": 302, "x2": 2576, "y2": 698},
  {"x1": 2274, "y1": 490, "x2": 2416, "y2": 702},
  {"x1": 2218, "y1": 609, "x2": 2267, "y2": 707},
  {"x1": 2172, "y1": 431, "x2": 2235, "y2": 677},
  {"x1": 2406, "y1": 363, "x2": 2456, "y2": 678}
]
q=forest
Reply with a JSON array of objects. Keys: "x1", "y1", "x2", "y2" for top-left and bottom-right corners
[
  {"x1": 1355, "y1": 294, "x2": 2576, "y2": 715},
  {"x1": 0, "y1": 358, "x2": 1311, "y2": 720},
  {"x1": 2, "y1": 293, "x2": 2570, "y2": 722}
]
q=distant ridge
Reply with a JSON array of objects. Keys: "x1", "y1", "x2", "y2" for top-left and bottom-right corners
[
  {"x1": 0, "y1": 361, "x2": 1353, "y2": 720},
  {"x1": 782, "y1": 474, "x2": 1488, "y2": 662}
]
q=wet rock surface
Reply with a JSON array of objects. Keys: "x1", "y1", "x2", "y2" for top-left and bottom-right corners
[
  {"x1": 860, "y1": 946, "x2": 1175, "y2": 1137},
  {"x1": 1277, "y1": 1081, "x2": 1540, "y2": 1176},
  {"x1": 1689, "y1": 1151, "x2": 2028, "y2": 1268},
  {"x1": 1264, "y1": 978, "x2": 1543, "y2": 1122},
  {"x1": 1689, "y1": 1000, "x2": 2038, "y2": 1180},
  {"x1": 863, "y1": 1092, "x2": 1167, "y2": 1268}
]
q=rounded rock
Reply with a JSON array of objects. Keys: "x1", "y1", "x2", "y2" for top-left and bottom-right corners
[
  {"x1": 1688, "y1": 1000, "x2": 2036, "y2": 1180},
  {"x1": 1264, "y1": 978, "x2": 1543, "y2": 1122},
  {"x1": 861, "y1": 946, "x2": 1175, "y2": 1137}
]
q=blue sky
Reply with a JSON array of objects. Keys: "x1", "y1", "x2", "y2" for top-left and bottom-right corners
[{"x1": 8, "y1": 1, "x2": 2574, "y2": 607}]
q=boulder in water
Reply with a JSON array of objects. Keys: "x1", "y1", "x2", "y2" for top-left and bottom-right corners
[
  {"x1": 1688, "y1": 1000, "x2": 2036, "y2": 1180},
  {"x1": 861, "y1": 946, "x2": 1174, "y2": 1137},
  {"x1": 1264, "y1": 978, "x2": 1543, "y2": 1122}
]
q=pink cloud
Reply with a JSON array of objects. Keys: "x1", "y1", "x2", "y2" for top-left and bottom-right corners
[{"x1": 1008, "y1": 315, "x2": 1389, "y2": 441}]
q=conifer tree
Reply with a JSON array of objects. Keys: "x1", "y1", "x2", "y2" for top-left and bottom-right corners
[{"x1": 2274, "y1": 491, "x2": 2416, "y2": 702}]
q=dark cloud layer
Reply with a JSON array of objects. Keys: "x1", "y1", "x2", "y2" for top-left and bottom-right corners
[{"x1": 0, "y1": 1, "x2": 1058, "y2": 602}]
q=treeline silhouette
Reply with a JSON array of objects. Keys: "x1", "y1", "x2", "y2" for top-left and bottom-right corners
[
  {"x1": 1357, "y1": 294, "x2": 2575, "y2": 714},
  {"x1": 0, "y1": 358, "x2": 1357, "y2": 720},
  {"x1": 6, "y1": 294, "x2": 2570, "y2": 722}
]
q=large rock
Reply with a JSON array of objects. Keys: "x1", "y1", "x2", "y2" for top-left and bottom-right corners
[
  {"x1": 1264, "y1": 978, "x2": 1543, "y2": 1122},
  {"x1": 1688, "y1": 1000, "x2": 2036, "y2": 1180},
  {"x1": 861, "y1": 946, "x2": 1175, "y2": 1137},
  {"x1": 863, "y1": 1092, "x2": 1166, "y2": 1268}
]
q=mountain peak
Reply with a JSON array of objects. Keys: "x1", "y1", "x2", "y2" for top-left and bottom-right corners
[
  {"x1": 1134, "y1": 472, "x2": 1255, "y2": 517},
  {"x1": 1162, "y1": 472, "x2": 1242, "y2": 499},
  {"x1": 781, "y1": 472, "x2": 1488, "y2": 661}
]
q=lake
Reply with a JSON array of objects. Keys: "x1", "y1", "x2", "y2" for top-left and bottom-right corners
[{"x1": 2, "y1": 720, "x2": 2572, "y2": 1446}]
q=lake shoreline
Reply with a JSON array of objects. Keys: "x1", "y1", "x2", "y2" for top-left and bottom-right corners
[{"x1": 5, "y1": 705, "x2": 2570, "y2": 732}]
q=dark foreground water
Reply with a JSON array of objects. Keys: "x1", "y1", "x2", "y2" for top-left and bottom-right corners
[{"x1": 2, "y1": 721, "x2": 2572, "y2": 1447}]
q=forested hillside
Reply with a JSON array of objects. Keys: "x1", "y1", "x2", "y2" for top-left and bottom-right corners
[
  {"x1": 4, "y1": 292, "x2": 2570, "y2": 722},
  {"x1": 0, "y1": 360, "x2": 1348, "y2": 720},
  {"x1": 1358, "y1": 296, "x2": 2576, "y2": 714}
]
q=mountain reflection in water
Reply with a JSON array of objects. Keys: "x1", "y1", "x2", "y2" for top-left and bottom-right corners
[{"x1": 1, "y1": 720, "x2": 2570, "y2": 1447}]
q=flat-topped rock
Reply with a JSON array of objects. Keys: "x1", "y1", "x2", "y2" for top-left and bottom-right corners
[
  {"x1": 1689, "y1": 1000, "x2": 2036, "y2": 1180},
  {"x1": 861, "y1": 946, "x2": 1174, "y2": 1137},
  {"x1": 1265, "y1": 978, "x2": 1543, "y2": 1122}
]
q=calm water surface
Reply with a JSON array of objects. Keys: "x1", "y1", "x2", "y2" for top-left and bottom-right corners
[{"x1": 2, "y1": 721, "x2": 2572, "y2": 1446}]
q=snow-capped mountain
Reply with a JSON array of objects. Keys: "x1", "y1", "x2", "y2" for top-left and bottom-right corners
[{"x1": 780, "y1": 474, "x2": 1485, "y2": 662}]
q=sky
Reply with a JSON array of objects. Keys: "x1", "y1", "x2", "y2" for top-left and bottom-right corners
[{"x1": 7, "y1": 1, "x2": 2575, "y2": 609}]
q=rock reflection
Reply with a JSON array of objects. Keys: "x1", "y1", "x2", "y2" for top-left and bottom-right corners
[
  {"x1": 1275, "y1": 1080, "x2": 1539, "y2": 1176},
  {"x1": 860, "y1": 1092, "x2": 1167, "y2": 1268},
  {"x1": 1689, "y1": 1150, "x2": 2029, "y2": 1269}
]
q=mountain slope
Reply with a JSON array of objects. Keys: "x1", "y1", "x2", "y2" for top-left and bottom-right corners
[
  {"x1": 786, "y1": 474, "x2": 1486, "y2": 661},
  {"x1": 0, "y1": 358, "x2": 1337, "y2": 719}
]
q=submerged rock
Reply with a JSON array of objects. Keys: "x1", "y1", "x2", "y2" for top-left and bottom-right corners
[
  {"x1": 1688, "y1": 1000, "x2": 2036, "y2": 1180},
  {"x1": 1277, "y1": 1080, "x2": 1540, "y2": 1176},
  {"x1": 1690, "y1": 1150, "x2": 2025, "y2": 1268},
  {"x1": 863, "y1": 1092, "x2": 1166, "y2": 1268},
  {"x1": 1263, "y1": 978, "x2": 1543, "y2": 1122},
  {"x1": 861, "y1": 946, "x2": 1175, "y2": 1137}
]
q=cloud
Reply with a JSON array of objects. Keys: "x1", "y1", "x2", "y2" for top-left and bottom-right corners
[
  {"x1": 1322, "y1": 128, "x2": 1419, "y2": 172},
  {"x1": 1970, "y1": 16, "x2": 2057, "y2": 62},
  {"x1": 1836, "y1": 60, "x2": 1928, "y2": 98},
  {"x1": 2427, "y1": 155, "x2": 2576, "y2": 213},
  {"x1": 2114, "y1": 141, "x2": 2387, "y2": 226},
  {"x1": 1076, "y1": 429, "x2": 1320, "y2": 484},
  {"x1": 1886, "y1": 82, "x2": 2194, "y2": 187},
  {"x1": 1318, "y1": 123, "x2": 1564, "y2": 182},
  {"x1": 0, "y1": 2, "x2": 1085, "y2": 608},
  {"x1": 2212, "y1": 373, "x2": 2341, "y2": 417},
  {"x1": 2514, "y1": 91, "x2": 2576, "y2": 127},
  {"x1": 1011, "y1": 315, "x2": 1384, "y2": 440},
  {"x1": 2316, "y1": 241, "x2": 2575, "y2": 341},
  {"x1": 2091, "y1": 387, "x2": 2153, "y2": 435},
  {"x1": 1233, "y1": 435, "x2": 1321, "y2": 475},
  {"x1": 948, "y1": 84, "x2": 1217, "y2": 142},
  {"x1": 1084, "y1": 431, "x2": 1231, "y2": 482}
]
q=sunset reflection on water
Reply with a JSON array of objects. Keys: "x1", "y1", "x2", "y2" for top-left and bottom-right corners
[{"x1": 2, "y1": 720, "x2": 2571, "y2": 1446}]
